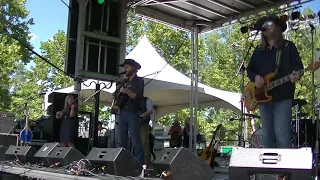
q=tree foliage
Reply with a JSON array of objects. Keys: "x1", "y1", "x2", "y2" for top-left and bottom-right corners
[{"x1": 0, "y1": 0, "x2": 32, "y2": 111}]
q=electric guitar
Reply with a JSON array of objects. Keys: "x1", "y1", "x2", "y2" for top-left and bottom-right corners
[
  {"x1": 243, "y1": 62, "x2": 320, "y2": 111},
  {"x1": 20, "y1": 103, "x2": 33, "y2": 144},
  {"x1": 200, "y1": 124, "x2": 222, "y2": 166}
]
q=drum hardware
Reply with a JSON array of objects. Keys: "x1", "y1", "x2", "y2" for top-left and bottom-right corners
[
  {"x1": 243, "y1": 113, "x2": 260, "y2": 119},
  {"x1": 292, "y1": 99, "x2": 307, "y2": 108},
  {"x1": 297, "y1": 112, "x2": 308, "y2": 118},
  {"x1": 292, "y1": 99, "x2": 308, "y2": 148}
]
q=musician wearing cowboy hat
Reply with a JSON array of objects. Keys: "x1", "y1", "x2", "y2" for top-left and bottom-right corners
[
  {"x1": 246, "y1": 15, "x2": 303, "y2": 149},
  {"x1": 116, "y1": 58, "x2": 145, "y2": 165}
]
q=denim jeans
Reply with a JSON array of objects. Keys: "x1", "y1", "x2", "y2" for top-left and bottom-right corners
[
  {"x1": 259, "y1": 99, "x2": 292, "y2": 148},
  {"x1": 118, "y1": 110, "x2": 145, "y2": 165}
]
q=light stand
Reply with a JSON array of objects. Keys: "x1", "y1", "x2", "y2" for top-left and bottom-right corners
[{"x1": 238, "y1": 29, "x2": 260, "y2": 147}]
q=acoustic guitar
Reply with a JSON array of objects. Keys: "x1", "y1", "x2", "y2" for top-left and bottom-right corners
[
  {"x1": 243, "y1": 62, "x2": 320, "y2": 111},
  {"x1": 111, "y1": 79, "x2": 130, "y2": 114},
  {"x1": 200, "y1": 124, "x2": 222, "y2": 166},
  {"x1": 20, "y1": 103, "x2": 33, "y2": 144}
]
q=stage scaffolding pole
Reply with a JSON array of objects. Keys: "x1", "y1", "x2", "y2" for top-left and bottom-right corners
[
  {"x1": 194, "y1": 26, "x2": 199, "y2": 153},
  {"x1": 189, "y1": 25, "x2": 194, "y2": 152},
  {"x1": 189, "y1": 24, "x2": 199, "y2": 153}
]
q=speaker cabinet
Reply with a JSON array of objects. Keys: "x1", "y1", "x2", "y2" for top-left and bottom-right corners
[
  {"x1": 0, "y1": 133, "x2": 19, "y2": 147},
  {"x1": 153, "y1": 147, "x2": 214, "y2": 180},
  {"x1": 86, "y1": 147, "x2": 142, "y2": 177},
  {"x1": 65, "y1": 0, "x2": 126, "y2": 80},
  {"x1": 46, "y1": 147, "x2": 84, "y2": 166},
  {"x1": 0, "y1": 145, "x2": 8, "y2": 161},
  {"x1": 229, "y1": 147, "x2": 313, "y2": 180},
  {"x1": 34, "y1": 142, "x2": 60, "y2": 166},
  {"x1": 5, "y1": 145, "x2": 37, "y2": 163}
]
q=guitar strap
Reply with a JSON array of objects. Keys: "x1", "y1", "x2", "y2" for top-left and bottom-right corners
[{"x1": 274, "y1": 50, "x2": 282, "y2": 74}]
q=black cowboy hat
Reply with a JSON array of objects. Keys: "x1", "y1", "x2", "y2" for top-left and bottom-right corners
[
  {"x1": 256, "y1": 14, "x2": 287, "y2": 32},
  {"x1": 119, "y1": 58, "x2": 141, "y2": 70}
]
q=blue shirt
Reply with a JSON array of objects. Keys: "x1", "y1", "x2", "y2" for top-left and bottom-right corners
[
  {"x1": 146, "y1": 98, "x2": 153, "y2": 111},
  {"x1": 246, "y1": 40, "x2": 303, "y2": 101}
]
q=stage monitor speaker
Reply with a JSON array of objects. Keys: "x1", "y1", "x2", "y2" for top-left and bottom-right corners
[
  {"x1": 86, "y1": 147, "x2": 142, "y2": 177},
  {"x1": 34, "y1": 142, "x2": 60, "y2": 166},
  {"x1": 5, "y1": 145, "x2": 37, "y2": 163},
  {"x1": 46, "y1": 147, "x2": 85, "y2": 166},
  {"x1": 229, "y1": 147, "x2": 313, "y2": 180},
  {"x1": 0, "y1": 145, "x2": 8, "y2": 161},
  {"x1": 153, "y1": 147, "x2": 214, "y2": 180}
]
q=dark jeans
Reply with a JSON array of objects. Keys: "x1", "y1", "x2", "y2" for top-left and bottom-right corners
[
  {"x1": 119, "y1": 110, "x2": 144, "y2": 165},
  {"x1": 259, "y1": 99, "x2": 292, "y2": 148}
]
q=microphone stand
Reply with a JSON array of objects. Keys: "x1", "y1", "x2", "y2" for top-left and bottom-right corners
[
  {"x1": 237, "y1": 30, "x2": 260, "y2": 147},
  {"x1": 308, "y1": 23, "x2": 318, "y2": 179}
]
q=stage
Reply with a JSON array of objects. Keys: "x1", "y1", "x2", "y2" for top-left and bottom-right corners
[{"x1": 0, "y1": 164, "x2": 229, "y2": 180}]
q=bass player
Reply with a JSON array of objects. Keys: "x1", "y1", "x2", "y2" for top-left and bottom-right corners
[
  {"x1": 113, "y1": 58, "x2": 145, "y2": 165},
  {"x1": 246, "y1": 15, "x2": 303, "y2": 149}
]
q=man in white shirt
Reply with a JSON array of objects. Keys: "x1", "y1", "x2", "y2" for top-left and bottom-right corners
[{"x1": 140, "y1": 97, "x2": 154, "y2": 166}]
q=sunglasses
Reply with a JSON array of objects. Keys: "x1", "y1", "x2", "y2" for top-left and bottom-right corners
[{"x1": 262, "y1": 21, "x2": 274, "y2": 28}]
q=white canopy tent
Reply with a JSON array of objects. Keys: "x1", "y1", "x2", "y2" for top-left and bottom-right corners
[{"x1": 45, "y1": 36, "x2": 243, "y2": 120}]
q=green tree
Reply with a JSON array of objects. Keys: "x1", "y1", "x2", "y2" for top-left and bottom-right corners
[{"x1": 0, "y1": 0, "x2": 32, "y2": 111}]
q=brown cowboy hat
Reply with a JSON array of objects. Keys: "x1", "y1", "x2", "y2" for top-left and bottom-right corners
[
  {"x1": 256, "y1": 14, "x2": 287, "y2": 32},
  {"x1": 119, "y1": 58, "x2": 141, "y2": 70}
]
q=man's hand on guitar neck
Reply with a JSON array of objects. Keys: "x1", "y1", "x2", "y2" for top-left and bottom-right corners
[
  {"x1": 289, "y1": 71, "x2": 299, "y2": 83},
  {"x1": 255, "y1": 75, "x2": 265, "y2": 88}
]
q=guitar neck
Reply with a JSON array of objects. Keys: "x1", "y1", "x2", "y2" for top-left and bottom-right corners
[
  {"x1": 265, "y1": 69, "x2": 304, "y2": 91},
  {"x1": 25, "y1": 115, "x2": 29, "y2": 130}
]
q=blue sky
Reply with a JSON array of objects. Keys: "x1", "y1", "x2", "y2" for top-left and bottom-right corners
[{"x1": 25, "y1": 0, "x2": 320, "y2": 69}]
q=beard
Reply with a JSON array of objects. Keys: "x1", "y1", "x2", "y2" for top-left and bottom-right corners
[{"x1": 125, "y1": 69, "x2": 134, "y2": 77}]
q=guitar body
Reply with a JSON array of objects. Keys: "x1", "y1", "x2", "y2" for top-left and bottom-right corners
[
  {"x1": 20, "y1": 127, "x2": 33, "y2": 143},
  {"x1": 201, "y1": 146, "x2": 215, "y2": 164},
  {"x1": 111, "y1": 92, "x2": 129, "y2": 114},
  {"x1": 244, "y1": 72, "x2": 275, "y2": 111},
  {"x1": 111, "y1": 80, "x2": 131, "y2": 114},
  {"x1": 200, "y1": 124, "x2": 222, "y2": 166}
]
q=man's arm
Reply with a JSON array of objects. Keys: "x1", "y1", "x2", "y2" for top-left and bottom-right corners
[
  {"x1": 141, "y1": 98, "x2": 154, "y2": 117},
  {"x1": 123, "y1": 78, "x2": 144, "y2": 99}
]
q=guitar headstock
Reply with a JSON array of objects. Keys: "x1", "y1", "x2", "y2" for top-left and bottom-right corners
[{"x1": 305, "y1": 61, "x2": 320, "y2": 72}]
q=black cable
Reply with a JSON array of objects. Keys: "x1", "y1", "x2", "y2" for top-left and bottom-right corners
[{"x1": 2, "y1": 29, "x2": 82, "y2": 82}]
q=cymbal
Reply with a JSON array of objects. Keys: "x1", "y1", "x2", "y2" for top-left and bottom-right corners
[
  {"x1": 292, "y1": 99, "x2": 307, "y2": 107},
  {"x1": 244, "y1": 113, "x2": 260, "y2": 119}
]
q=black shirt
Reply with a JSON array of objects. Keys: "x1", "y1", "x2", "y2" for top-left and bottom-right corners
[
  {"x1": 246, "y1": 40, "x2": 303, "y2": 102},
  {"x1": 121, "y1": 75, "x2": 144, "y2": 112}
]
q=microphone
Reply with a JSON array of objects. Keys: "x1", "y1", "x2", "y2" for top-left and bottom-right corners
[
  {"x1": 251, "y1": 24, "x2": 265, "y2": 32},
  {"x1": 117, "y1": 71, "x2": 126, "y2": 76}
]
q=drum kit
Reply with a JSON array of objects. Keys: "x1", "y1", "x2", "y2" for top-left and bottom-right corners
[{"x1": 250, "y1": 98, "x2": 315, "y2": 149}]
